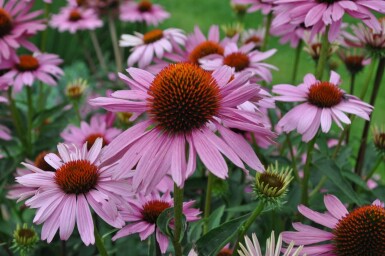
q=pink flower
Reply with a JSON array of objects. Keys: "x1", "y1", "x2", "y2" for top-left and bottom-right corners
[
  {"x1": 232, "y1": 0, "x2": 275, "y2": 14},
  {"x1": 282, "y1": 194, "x2": 385, "y2": 255},
  {"x1": 274, "y1": 0, "x2": 385, "y2": 42},
  {"x1": 50, "y1": 6, "x2": 103, "y2": 33},
  {"x1": 15, "y1": 139, "x2": 130, "y2": 245},
  {"x1": 0, "y1": 0, "x2": 46, "y2": 61},
  {"x1": 0, "y1": 53, "x2": 63, "y2": 92},
  {"x1": 349, "y1": 19, "x2": 385, "y2": 50},
  {"x1": 271, "y1": 22, "x2": 308, "y2": 48},
  {"x1": 200, "y1": 42, "x2": 277, "y2": 82},
  {"x1": 112, "y1": 191, "x2": 200, "y2": 253},
  {"x1": 90, "y1": 63, "x2": 273, "y2": 192},
  {"x1": 273, "y1": 71, "x2": 373, "y2": 142},
  {"x1": 241, "y1": 28, "x2": 265, "y2": 49},
  {"x1": 61, "y1": 114, "x2": 122, "y2": 150},
  {"x1": 120, "y1": 28, "x2": 186, "y2": 68},
  {"x1": 119, "y1": 0, "x2": 170, "y2": 26}
]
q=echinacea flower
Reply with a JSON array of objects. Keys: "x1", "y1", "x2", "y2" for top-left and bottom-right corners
[
  {"x1": 50, "y1": 6, "x2": 103, "y2": 33},
  {"x1": 90, "y1": 63, "x2": 274, "y2": 192},
  {"x1": 238, "y1": 231, "x2": 304, "y2": 256},
  {"x1": 241, "y1": 28, "x2": 265, "y2": 49},
  {"x1": 15, "y1": 139, "x2": 130, "y2": 245},
  {"x1": 61, "y1": 114, "x2": 121, "y2": 149},
  {"x1": 200, "y1": 42, "x2": 277, "y2": 82},
  {"x1": 274, "y1": 0, "x2": 385, "y2": 42},
  {"x1": 0, "y1": 53, "x2": 63, "y2": 92},
  {"x1": 11, "y1": 223, "x2": 39, "y2": 256},
  {"x1": 119, "y1": 0, "x2": 170, "y2": 26},
  {"x1": 273, "y1": 71, "x2": 373, "y2": 142},
  {"x1": 282, "y1": 194, "x2": 385, "y2": 255},
  {"x1": 0, "y1": 0, "x2": 45, "y2": 61},
  {"x1": 120, "y1": 28, "x2": 186, "y2": 68},
  {"x1": 112, "y1": 191, "x2": 200, "y2": 253},
  {"x1": 339, "y1": 49, "x2": 370, "y2": 76}
]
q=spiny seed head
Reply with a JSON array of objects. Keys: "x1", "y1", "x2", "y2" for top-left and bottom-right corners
[
  {"x1": 333, "y1": 205, "x2": 385, "y2": 256},
  {"x1": 84, "y1": 134, "x2": 107, "y2": 150},
  {"x1": 217, "y1": 248, "x2": 233, "y2": 256},
  {"x1": 11, "y1": 224, "x2": 39, "y2": 256},
  {"x1": 221, "y1": 23, "x2": 244, "y2": 38},
  {"x1": 16, "y1": 55, "x2": 39, "y2": 72},
  {"x1": 69, "y1": 9, "x2": 82, "y2": 22},
  {"x1": 143, "y1": 29, "x2": 163, "y2": 44},
  {"x1": 223, "y1": 52, "x2": 250, "y2": 72},
  {"x1": 148, "y1": 63, "x2": 221, "y2": 135},
  {"x1": 254, "y1": 162, "x2": 293, "y2": 206},
  {"x1": 342, "y1": 55, "x2": 366, "y2": 75},
  {"x1": 373, "y1": 126, "x2": 385, "y2": 155},
  {"x1": 188, "y1": 41, "x2": 224, "y2": 65},
  {"x1": 141, "y1": 200, "x2": 171, "y2": 224},
  {"x1": 55, "y1": 160, "x2": 99, "y2": 194},
  {"x1": 231, "y1": 4, "x2": 248, "y2": 16},
  {"x1": 138, "y1": 0, "x2": 152, "y2": 12},
  {"x1": 34, "y1": 151, "x2": 56, "y2": 172},
  {"x1": 308, "y1": 81, "x2": 344, "y2": 108},
  {"x1": 66, "y1": 78, "x2": 87, "y2": 99},
  {"x1": 0, "y1": 8, "x2": 12, "y2": 37}
]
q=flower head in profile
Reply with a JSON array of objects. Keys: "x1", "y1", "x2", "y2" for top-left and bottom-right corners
[
  {"x1": 282, "y1": 194, "x2": 385, "y2": 255},
  {"x1": 91, "y1": 63, "x2": 274, "y2": 193},
  {"x1": 339, "y1": 49, "x2": 371, "y2": 76},
  {"x1": 0, "y1": 0, "x2": 46, "y2": 62},
  {"x1": 15, "y1": 139, "x2": 130, "y2": 245},
  {"x1": 231, "y1": 0, "x2": 275, "y2": 15},
  {"x1": 11, "y1": 223, "x2": 39, "y2": 256},
  {"x1": 241, "y1": 28, "x2": 265, "y2": 49},
  {"x1": 273, "y1": 71, "x2": 373, "y2": 142},
  {"x1": 200, "y1": 42, "x2": 277, "y2": 82},
  {"x1": 119, "y1": 0, "x2": 170, "y2": 26},
  {"x1": 120, "y1": 28, "x2": 186, "y2": 68},
  {"x1": 112, "y1": 191, "x2": 200, "y2": 253},
  {"x1": 274, "y1": 0, "x2": 385, "y2": 42},
  {"x1": 238, "y1": 231, "x2": 304, "y2": 256},
  {"x1": 61, "y1": 114, "x2": 121, "y2": 149},
  {"x1": 50, "y1": 6, "x2": 103, "y2": 33},
  {"x1": 0, "y1": 53, "x2": 63, "y2": 92}
]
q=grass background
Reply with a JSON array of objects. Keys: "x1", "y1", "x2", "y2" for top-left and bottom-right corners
[{"x1": 38, "y1": 0, "x2": 385, "y2": 173}]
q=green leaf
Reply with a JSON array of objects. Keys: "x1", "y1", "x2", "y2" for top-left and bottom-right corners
[
  {"x1": 314, "y1": 157, "x2": 364, "y2": 205},
  {"x1": 32, "y1": 102, "x2": 68, "y2": 128},
  {"x1": 156, "y1": 207, "x2": 186, "y2": 242},
  {"x1": 207, "y1": 205, "x2": 225, "y2": 231},
  {"x1": 195, "y1": 214, "x2": 249, "y2": 256}
]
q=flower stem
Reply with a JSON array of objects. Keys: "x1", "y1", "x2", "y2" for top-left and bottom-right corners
[
  {"x1": 72, "y1": 100, "x2": 82, "y2": 125},
  {"x1": 315, "y1": 26, "x2": 330, "y2": 80},
  {"x1": 7, "y1": 89, "x2": 27, "y2": 152},
  {"x1": 301, "y1": 137, "x2": 317, "y2": 206},
  {"x1": 172, "y1": 183, "x2": 184, "y2": 256},
  {"x1": 286, "y1": 134, "x2": 300, "y2": 182},
  {"x1": 360, "y1": 57, "x2": 377, "y2": 99},
  {"x1": 108, "y1": 12, "x2": 123, "y2": 72},
  {"x1": 231, "y1": 202, "x2": 265, "y2": 256},
  {"x1": 40, "y1": 3, "x2": 51, "y2": 51},
  {"x1": 365, "y1": 156, "x2": 384, "y2": 182},
  {"x1": 291, "y1": 40, "x2": 303, "y2": 84},
  {"x1": 355, "y1": 57, "x2": 385, "y2": 176},
  {"x1": 89, "y1": 30, "x2": 108, "y2": 72},
  {"x1": 345, "y1": 73, "x2": 356, "y2": 144},
  {"x1": 261, "y1": 12, "x2": 273, "y2": 51},
  {"x1": 94, "y1": 225, "x2": 108, "y2": 256},
  {"x1": 203, "y1": 172, "x2": 215, "y2": 234}
]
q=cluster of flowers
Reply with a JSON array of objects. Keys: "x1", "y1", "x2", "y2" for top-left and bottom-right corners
[{"x1": 1, "y1": 0, "x2": 385, "y2": 255}]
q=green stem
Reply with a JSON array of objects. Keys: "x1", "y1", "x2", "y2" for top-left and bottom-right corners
[
  {"x1": 7, "y1": 89, "x2": 26, "y2": 148},
  {"x1": 309, "y1": 176, "x2": 327, "y2": 198},
  {"x1": 108, "y1": 12, "x2": 123, "y2": 72},
  {"x1": 360, "y1": 57, "x2": 378, "y2": 99},
  {"x1": 94, "y1": 226, "x2": 108, "y2": 256},
  {"x1": 172, "y1": 183, "x2": 184, "y2": 256},
  {"x1": 345, "y1": 73, "x2": 356, "y2": 144},
  {"x1": 315, "y1": 26, "x2": 330, "y2": 80},
  {"x1": 261, "y1": 12, "x2": 273, "y2": 51},
  {"x1": 301, "y1": 138, "x2": 317, "y2": 206},
  {"x1": 355, "y1": 57, "x2": 385, "y2": 176},
  {"x1": 291, "y1": 40, "x2": 303, "y2": 84},
  {"x1": 365, "y1": 157, "x2": 384, "y2": 182},
  {"x1": 231, "y1": 202, "x2": 265, "y2": 256},
  {"x1": 203, "y1": 172, "x2": 215, "y2": 234},
  {"x1": 89, "y1": 30, "x2": 108, "y2": 72},
  {"x1": 40, "y1": 3, "x2": 51, "y2": 51},
  {"x1": 73, "y1": 100, "x2": 82, "y2": 125},
  {"x1": 286, "y1": 134, "x2": 300, "y2": 182},
  {"x1": 26, "y1": 87, "x2": 34, "y2": 157}
]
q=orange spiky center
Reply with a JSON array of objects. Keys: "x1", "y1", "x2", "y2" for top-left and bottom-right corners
[
  {"x1": 333, "y1": 205, "x2": 385, "y2": 256},
  {"x1": 223, "y1": 52, "x2": 250, "y2": 72},
  {"x1": 69, "y1": 9, "x2": 82, "y2": 22},
  {"x1": 0, "y1": 8, "x2": 12, "y2": 37},
  {"x1": 143, "y1": 29, "x2": 163, "y2": 44},
  {"x1": 217, "y1": 248, "x2": 233, "y2": 256},
  {"x1": 138, "y1": 0, "x2": 152, "y2": 12},
  {"x1": 344, "y1": 55, "x2": 365, "y2": 74},
  {"x1": 148, "y1": 63, "x2": 221, "y2": 134},
  {"x1": 55, "y1": 160, "x2": 99, "y2": 194},
  {"x1": 189, "y1": 41, "x2": 224, "y2": 65},
  {"x1": 245, "y1": 36, "x2": 261, "y2": 45},
  {"x1": 34, "y1": 151, "x2": 56, "y2": 172},
  {"x1": 308, "y1": 81, "x2": 343, "y2": 108},
  {"x1": 16, "y1": 55, "x2": 39, "y2": 72},
  {"x1": 84, "y1": 134, "x2": 107, "y2": 150},
  {"x1": 141, "y1": 200, "x2": 171, "y2": 224}
]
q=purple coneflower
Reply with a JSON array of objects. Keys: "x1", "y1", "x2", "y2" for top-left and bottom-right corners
[{"x1": 119, "y1": 0, "x2": 170, "y2": 26}]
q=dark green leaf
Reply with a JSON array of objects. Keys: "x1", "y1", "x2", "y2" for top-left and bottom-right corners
[{"x1": 156, "y1": 207, "x2": 186, "y2": 242}]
